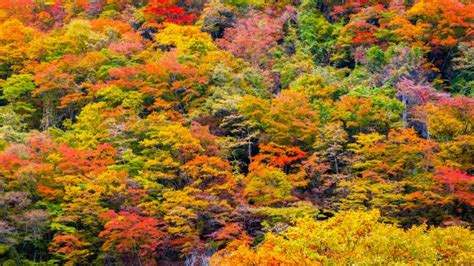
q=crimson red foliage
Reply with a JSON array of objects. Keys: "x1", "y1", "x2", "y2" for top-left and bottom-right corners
[
  {"x1": 144, "y1": 0, "x2": 197, "y2": 25},
  {"x1": 435, "y1": 167, "x2": 474, "y2": 206}
]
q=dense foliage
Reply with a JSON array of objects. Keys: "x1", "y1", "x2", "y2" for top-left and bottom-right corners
[{"x1": 0, "y1": 0, "x2": 472, "y2": 265}]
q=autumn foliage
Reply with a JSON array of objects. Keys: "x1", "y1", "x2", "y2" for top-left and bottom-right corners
[{"x1": 0, "y1": 0, "x2": 473, "y2": 265}]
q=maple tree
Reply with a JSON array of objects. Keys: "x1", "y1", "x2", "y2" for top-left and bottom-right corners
[
  {"x1": 144, "y1": 0, "x2": 197, "y2": 25},
  {"x1": 49, "y1": 234, "x2": 91, "y2": 265},
  {"x1": 434, "y1": 167, "x2": 474, "y2": 207},
  {"x1": 99, "y1": 210, "x2": 165, "y2": 265}
]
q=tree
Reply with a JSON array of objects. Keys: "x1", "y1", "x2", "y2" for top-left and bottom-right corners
[
  {"x1": 289, "y1": 73, "x2": 339, "y2": 101},
  {"x1": 200, "y1": 0, "x2": 235, "y2": 39},
  {"x1": 349, "y1": 128, "x2": 437, "y2": 181},
  {"x1": 161, "y1": 186, "x2": 232, "y2": 254},
  {"x1": 335, "y1": 4, "x2": 385, "y2": 65},
  {"x1": 144, "y1": 0, "x2": 197, "y2": 25},
  {"x1": 434, "y1": 167, "x2": 474, "y2": 207},
  {"x1": 99, "y1": 210, "x2": 165, "y2": 265},
  {"x1": 451, "y1": 43, "x2": 474, "y2": 95},
  {"x1": 438, "y1": 134, "x2": 474, "y2": 172},
  {"x1": 0, "y1": 106, "x2": 28, "y2": 147},
  {"x1": 217, "y1": 11, "x2": 285, "y2": 67},
  {"x1": 250, "y1": 142, "x2": 308, "y2": 187},
  {"x1": 340, "y1": 129, "x2": 446, "y2": 225},
  {"x1": 210, "y1": 210, "x2": 474, "y2": 265},
  {"x1": 0, "y1": 19, "x2": 39, "y2": 78},
  {"x1": 264, "y1": 90, "x2": 319, "y2": 146},
  {"x1": 335, "y1": 92, "x2": 403, "y2": 135},
  {"x1": 396, "y1": 78, "x2": 445, "y2": 133},
  {"x1": 0, "y1": 0, "x2": 36, "y2": 23},
  {"x1": 62, "y1": 102, "x2": 109, "y2": 149},
  {"x1": 297, "y1": 7, "x2": 338, "y2": 64},
  {"x1": 180, "y1": 155, "x2": 237, "y2": 199},
  {"x1": 33, "y1": 62, "x2": 76, "y2": 129},
  {"x1": 404, "y1": 0, "x2": 474, "y2": 49},
  {"x1": 244, "y1": 166, "x2": 295, "y2": 206},
  {"x1": 252, "y1": 142, "x2": 306, "y2": 172},
  {"x1": 1, "y1": 74, "x2": 35, "y2": 101},
  {"x1": 387, "y1": 0, "x2": 474, "y2": 75},
  {"x1": 154, "y1": 23, "x2": 217, "y2": 56},
  {"x1": 49, "y1": 234, "x2": 91, "y2": 265}
]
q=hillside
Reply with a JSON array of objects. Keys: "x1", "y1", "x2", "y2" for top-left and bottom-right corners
[{"x1": 0, "y1": 0, "x2": 473, "y2": 265}]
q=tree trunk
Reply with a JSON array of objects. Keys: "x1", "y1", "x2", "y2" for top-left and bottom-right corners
[
  {"x1": 402, "y1": 94, "x2": 408, "y2": 129},
  {"x1": 333, "y1": 154, "x2": 339, "y2": 174}
]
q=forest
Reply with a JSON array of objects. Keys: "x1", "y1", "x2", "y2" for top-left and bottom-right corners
[{"x1": 0, "y1": 0, "x2": 473, "y2": 265}]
